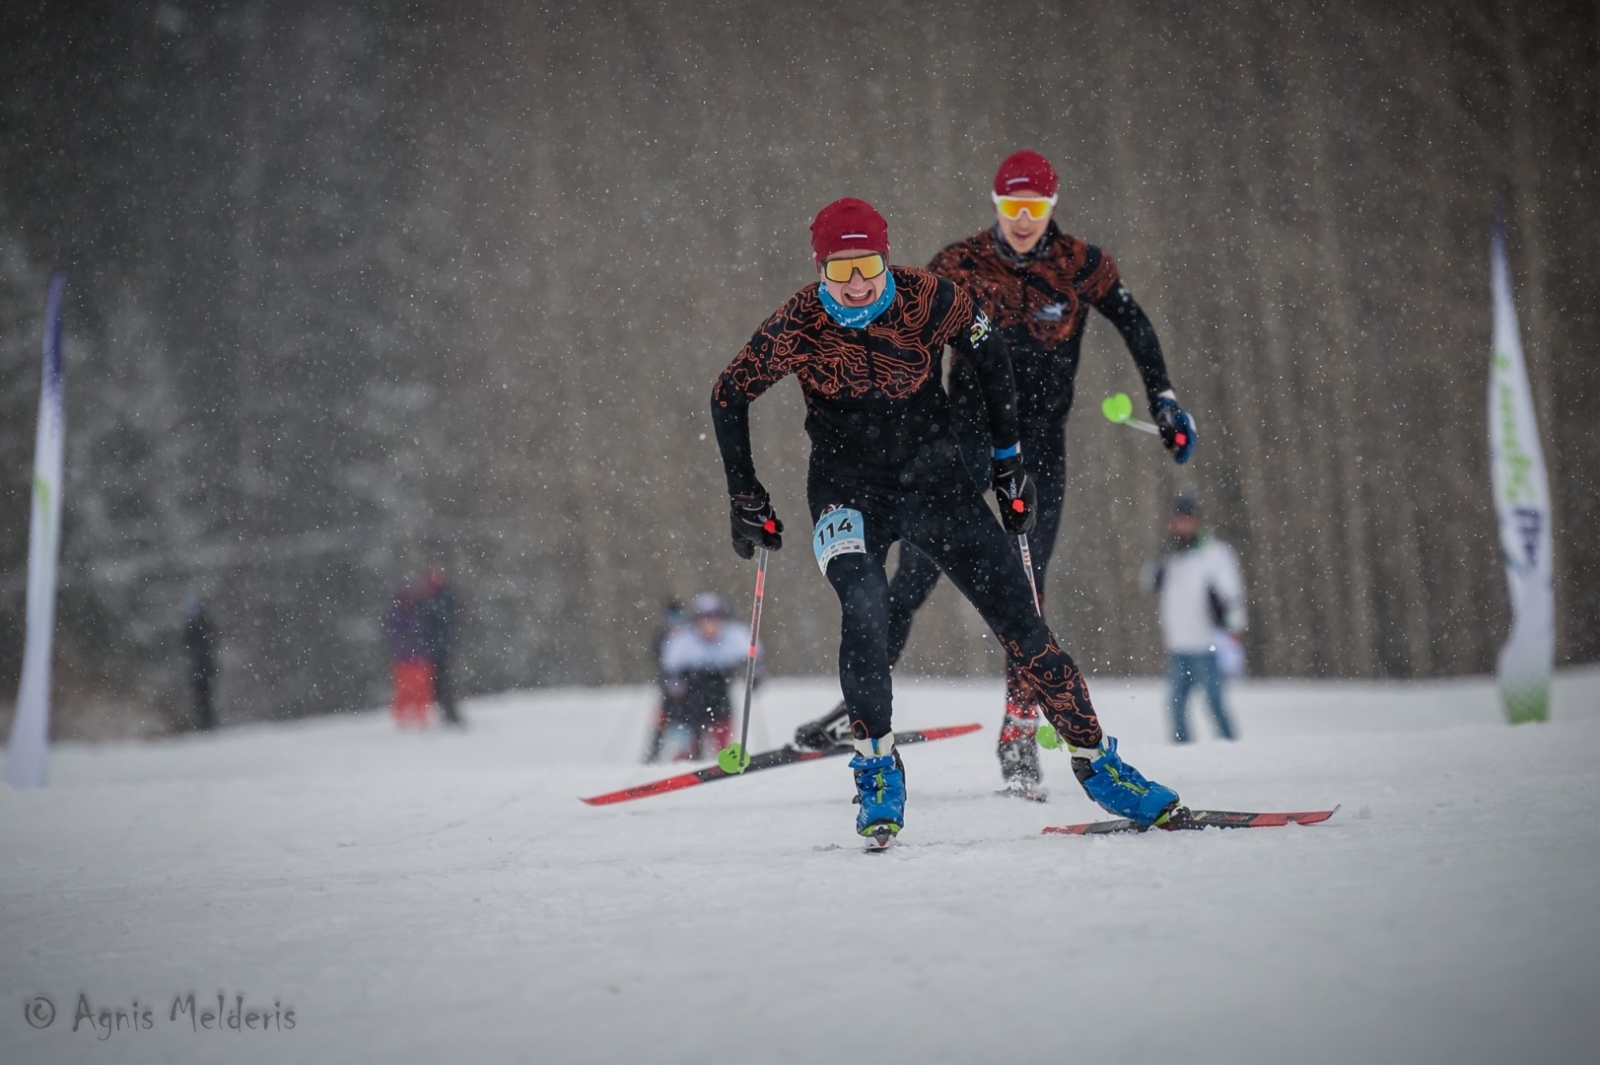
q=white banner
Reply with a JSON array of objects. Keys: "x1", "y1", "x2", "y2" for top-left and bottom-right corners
[
  {"x1": 1487, "y1": 216, "x2": 1553, "y2": 723},
  {"x1": 5, "y1": 273, "x2": 66, "y2": 788}
]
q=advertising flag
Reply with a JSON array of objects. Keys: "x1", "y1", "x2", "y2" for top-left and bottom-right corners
[
  {"x1": 1487, "y1": 213, "x2": 1553, "y2": 724},
  {"x1": 4, "y1": 273, "x2": 66, "y2": 788}
]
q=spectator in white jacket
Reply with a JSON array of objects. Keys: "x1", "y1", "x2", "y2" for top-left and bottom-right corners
[
  {"x1": 656, "y1": 592, "x2": 762, "y2": 762},
  {"x1": 1142, "y1": 495, "x2": 1246, "y2": 742}
]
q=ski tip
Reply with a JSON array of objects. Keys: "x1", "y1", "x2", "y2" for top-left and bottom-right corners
[
  {"x1": 1290, "y1": 804, "x2": 1340, "y2": 825},
  {"x1": 579, "y1": 792, "x2": 639, "y2": 807},
  {"x1": 578, "y1": 771, "x2": 707, "y2": 806},
  {"x1": 1251, "y1": 807, "x2": 1341, "y2": 827},
  {"x1": 860, "y1": 821, "x2": 901, "y2": 851},
  {"x1": 907, "y1": 722, "x2": 983, "y2": 741}
]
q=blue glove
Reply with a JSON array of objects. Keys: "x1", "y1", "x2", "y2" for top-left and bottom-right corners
[{"x1": 1152, "y1": 396, "x2": 1197, "y2": 465}]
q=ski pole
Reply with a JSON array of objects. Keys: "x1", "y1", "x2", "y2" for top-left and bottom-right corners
[
  {"x1": 1017, "y1": 534, "x2": 1041, "y2": 616},
  {"x1": 717, "y1": 546, "x2": 769, "y2": 774},
  {"x1": 1019, "y1": 533, "x2": 1064, "y2": 750},
  {"x1": 1101, "y1": 392, "x2": 1161, "y2": 436}
]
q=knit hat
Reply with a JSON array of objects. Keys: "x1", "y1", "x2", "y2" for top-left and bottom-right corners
[
  {"x1": 692, "y1": 592, "x2": 728, "y2": 619},
  {"x1": 1172, "y1": 494, "x2": 1201, "y2": 517},
  {"x1": 810, "y1": 197, "x2": 890, "y2": 264},
  {"x1": 993, "y1": 150, "x2": 1059, "y2": 198}
]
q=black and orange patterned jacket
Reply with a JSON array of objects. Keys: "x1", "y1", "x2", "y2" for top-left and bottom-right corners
[
  {"x1": 712, "y1": 266, "x2": 1019, "y2": 495},
  {"x1": 930, "y1": 224, "x2": 1171, "y2": 428}
]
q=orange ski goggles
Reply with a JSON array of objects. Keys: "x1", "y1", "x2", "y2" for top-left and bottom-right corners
[
  {"x1": 992, "y1": 193, "x2": 1057, "y2": 220},
  {"x1": 821, "y1": 253, "x2": 887, "y2": 284}
]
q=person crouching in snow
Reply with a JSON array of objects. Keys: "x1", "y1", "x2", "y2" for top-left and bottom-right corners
[
  {"x1": 657, "y1": 593, "x2": 761, "y2": 761},
  {"x1": 710, "y1": 196, "x2": 1185, "y2": 844}
]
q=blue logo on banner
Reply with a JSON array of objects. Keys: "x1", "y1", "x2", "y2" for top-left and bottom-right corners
[{"x1": 1513, "y1": 507, "x2": 1541, "y2": 571}]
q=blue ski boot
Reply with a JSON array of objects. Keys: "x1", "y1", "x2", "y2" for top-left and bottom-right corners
[
  {"x1": 849, "y1": 735, "x2": 906, "y2": 846},
  {"x1": 1070, "y1": 736, "x2": 1182, "y2": 825}
]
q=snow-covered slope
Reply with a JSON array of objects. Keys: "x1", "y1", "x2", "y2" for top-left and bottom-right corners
[{"x1": 4, "y1": 668, "x2": 1598, "y2": 1065}]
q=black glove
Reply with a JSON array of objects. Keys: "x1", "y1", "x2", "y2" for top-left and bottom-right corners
[
  {"x1": 1152, "y1": 395, "x2": 1197, "y2": 465},
  {"x1": 729, "y1": 486, "x2": 784, "y2": 559},
  {"x1": 991, "y1": 454, "x2": 1037, "y2": 535}
]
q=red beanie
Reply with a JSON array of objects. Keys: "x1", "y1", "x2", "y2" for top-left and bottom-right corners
[
  {"x1": 993, "y1": 150, "x2": 1059, "y2": 197},
  {"x1": 810, "y1": 197, "x2": 890, "y2": 264}
]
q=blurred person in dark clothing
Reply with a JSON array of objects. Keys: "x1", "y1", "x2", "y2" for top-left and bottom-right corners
[
  {"x1": 644, "y1": 598, "x2": 689, "y2": 762},
  {"x1": 418, "y1": 568, "x2": 463, "y2": 727},
  {"x1": 183, "y1": 596, "x2": 218, "y2": 730}
]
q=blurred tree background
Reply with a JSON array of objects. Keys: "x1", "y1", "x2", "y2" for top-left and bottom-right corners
[{"x1": 1, "y1": 0, "x2": 1595, "y2": 735}]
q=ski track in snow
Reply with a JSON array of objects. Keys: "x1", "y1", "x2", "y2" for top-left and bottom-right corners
[{"x1": 3, "y1": 669, "x2": 1599, "y2": 1065}]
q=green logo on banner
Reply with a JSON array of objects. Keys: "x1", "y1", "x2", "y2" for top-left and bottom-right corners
[{"x1": 1494, "y1": 359, "x2": 1534, "y2": 507}]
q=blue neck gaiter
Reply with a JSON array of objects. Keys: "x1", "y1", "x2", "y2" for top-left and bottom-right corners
[{"x1": 819, "y1": 269, "x2": 897, "y2": 329}]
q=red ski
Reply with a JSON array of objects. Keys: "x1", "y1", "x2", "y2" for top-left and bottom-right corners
[
  {"x1": 580, "y1": 723, "x2": 982, "y2": 806},
  {"x1": 1042, "y1": 805, "x2": 1340, "y2": 835}
]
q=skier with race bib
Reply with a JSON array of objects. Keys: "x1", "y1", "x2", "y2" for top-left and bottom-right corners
[
  {"x1": 710, "y1": 196, "x2": 1182, "y2": 846},
  {"x1": 794, "y1": 151, "x2": 1199, "y2": 800}
]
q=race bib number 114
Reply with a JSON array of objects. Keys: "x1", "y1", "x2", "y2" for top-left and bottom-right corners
[{"x1": 813, "y1": 506, "x2": 867, "y2": 573}]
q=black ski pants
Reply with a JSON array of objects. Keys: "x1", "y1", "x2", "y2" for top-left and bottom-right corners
[
  {"x1": 885, "y1": 417, "x2": 1067, "y2": 708},
  {"x1": 430, "y1": 652, "x2": 462, "y2": 725},
  {"x1": 808, "y1": 458, "x2": 1101, "y2": 748}
]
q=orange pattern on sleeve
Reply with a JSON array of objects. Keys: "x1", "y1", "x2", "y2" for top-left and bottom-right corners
[
  {"x1": 715, "y1": 270, "x2": 955, "y2": 406},
  {"x1": 928, "y1": 230, "x2": 1121, "y2": 348}
]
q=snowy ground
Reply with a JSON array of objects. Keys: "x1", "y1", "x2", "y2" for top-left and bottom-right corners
[{"x1": 3, "y1": 667, "x2": 1599, "y2": 1065}]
